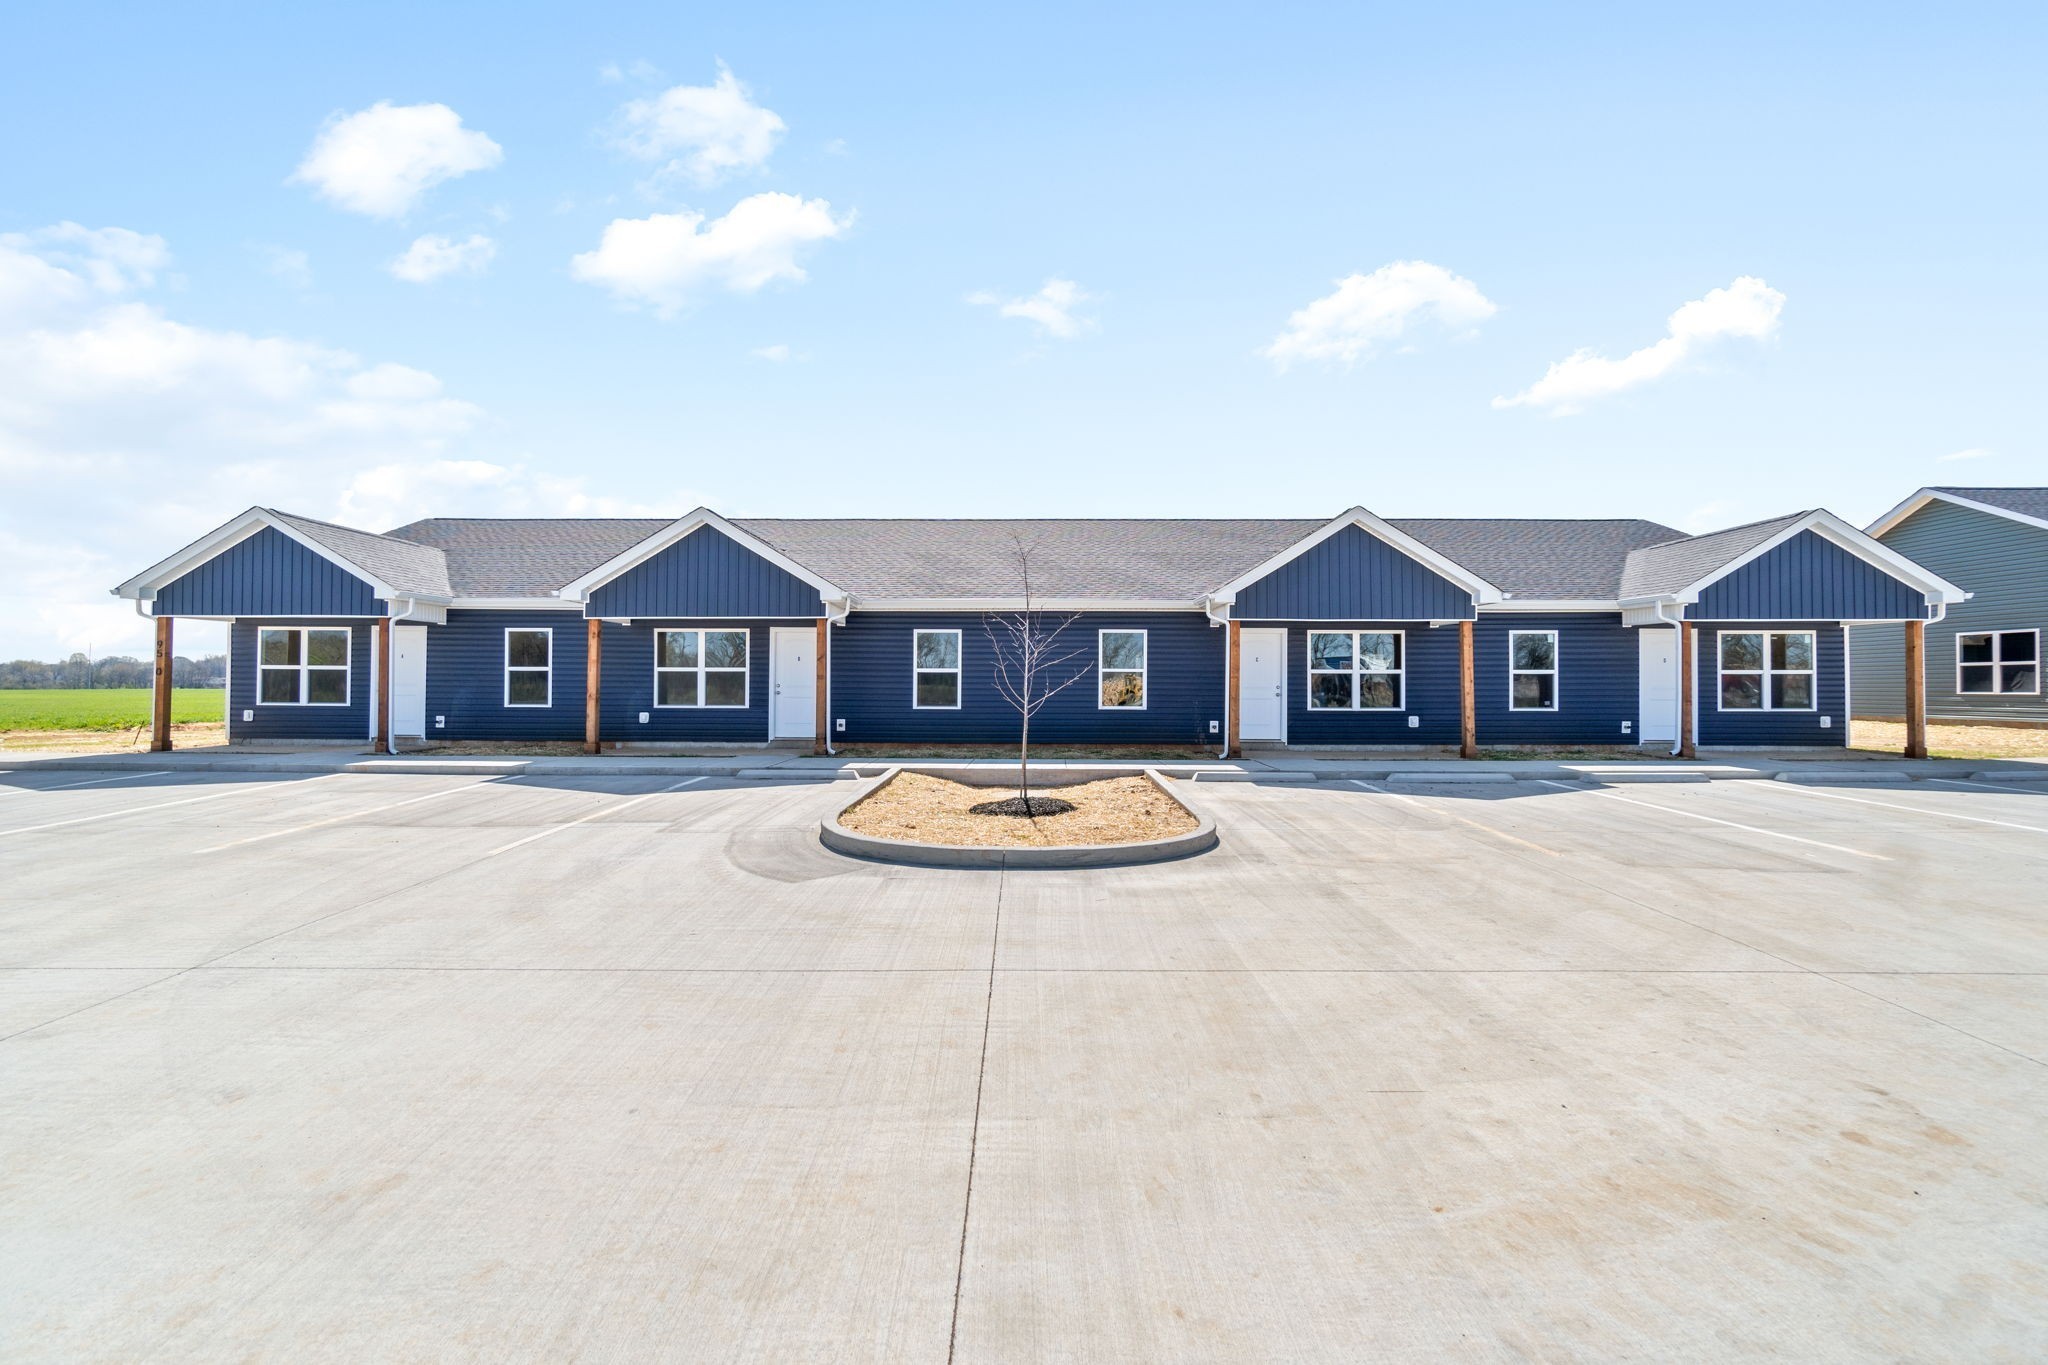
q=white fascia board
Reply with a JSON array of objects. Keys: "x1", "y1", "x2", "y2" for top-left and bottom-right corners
[
  {"x1": 1863, "y1": 489, "x2": 1938, "y2": 539},
  {"x1": 1675, "y1": 509, "x2": 1967, "y2": 606},
  {"x1": 113, "y1": 506, "x2": 405, "y2": 601},
  {"x1": 1870, "y1": 487, "x2": 2048, "y2": 538},
  {"x1": 1209, "y1": 505, "x2": 1505, "y2": 604},
  {"x1": 554, "y1": 508, "x2": 847, "y2": 602},
  {"x1": 451, "y1": 597, "x2": 587, "y2": 611},
  {"x1": 852, "y1": 597, "x2": 1203, "y2": 612},
  {"x1": 1479, "y1": 599, "x2": 1623, "y2": 612}
]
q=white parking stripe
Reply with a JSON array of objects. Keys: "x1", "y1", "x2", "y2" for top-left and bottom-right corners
[
  {"x1": 193, "y1": 778, "x2": 503, "y2": 853},
  {"x1": 0, "y1": 770, "x2": 172, "y2": 796},
  {"x1": 474, "y1": 777, "x2": 707, "y2": 858},
  {"x1": 0, "y1": 773, "x2": 347, "y2": 840},
  {"x1": 1927, "y1": 777, "x2": 2048, "y2": 796},
  {"x1": 1533, "y1": 779, "x2": 1889, "y2": 861},
  {"x1": 1747, "y1": 780, "x2": 2048, "y2": 835},
  {"x1": 1350, "y1": 780, "x2": 1562, "y2": 856}
]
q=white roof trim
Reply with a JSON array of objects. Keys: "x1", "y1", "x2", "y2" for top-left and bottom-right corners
[
  {"x1": 854, "y1": 597, "x2": 1201, "y2": 612},
  {"x1": 554, "y1": 507, "x2": 847, "y2": 602},
  {"x1": 1867, "y1": 487, "x2": 2048, "y2": 539},
  {"x1": 112, "y1": 506, "x2": 401, "y2": 601},
  {"x1": 1479, "y1": 599, "x2": 1623, "y2": 612},
  {"x1": 1209, "y1": 506, "x2": 1504, "y2": 604},
  {"x1": 1673, "y1": 509, "x2": 1967, "y2": 606}
]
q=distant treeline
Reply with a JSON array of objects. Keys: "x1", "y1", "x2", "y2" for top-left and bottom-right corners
[{"x1": 0, "y1": 654, "x2": 227, "y2": 689}]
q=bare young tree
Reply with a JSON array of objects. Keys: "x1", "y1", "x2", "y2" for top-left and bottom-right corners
[{"x1": 979, "y1": 537, "x2": 1093, "y2": 816}]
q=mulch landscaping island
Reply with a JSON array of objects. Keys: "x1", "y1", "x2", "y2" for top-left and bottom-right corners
[{"x1": 840, "y1": 771, "x2": 1196, "y2": 848}]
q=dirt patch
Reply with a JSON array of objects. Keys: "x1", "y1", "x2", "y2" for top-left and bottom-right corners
[
  {"x1": 0, "y1": 722, "x2": 226, "y2": 753},
  {"x1": 1851, "y1": 719, "x2": 2048, "y2": 760},
  {"x1": 840, "y1": 771, "x2": 1197, "y2": 848}
]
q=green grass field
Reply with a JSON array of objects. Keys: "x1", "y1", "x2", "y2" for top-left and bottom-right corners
[{"x1": 0, "y1": 689, "x2": 224, "y2": 731}]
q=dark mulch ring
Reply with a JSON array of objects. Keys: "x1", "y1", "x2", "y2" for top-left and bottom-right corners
[{"x1": 969, "y1": 795, "x2": 1078, "y2": 818}]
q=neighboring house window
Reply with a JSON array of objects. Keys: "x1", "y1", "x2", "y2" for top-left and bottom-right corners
[
  {"x1": 257, "y1": 627, "x2": 350, "y2": 706},
  {"x1": 1509, "y1": 630, "x2": 1559, "y2": 711},
  {"x1": 505, "y1": 629, "x2": 552, "y2": 706},
  {"x1": 913, "y1": 629, "x2": 962, "y2": 708},
  {"x1": 1099, "y1": 630, "x2": 1147, "y2": 708},
  {"x1": 1718, "y1": 630, "x2": 1815, "y2": 710},
  {"x1": 1957, "y1": 630, "x2": 2039, "y2": 695},
  {"x1": 1308, "y1": 631, "x2": 1404, "y2": 710},
  {"x1": 654, "y1": 629, "x2": 749, "y2": 707}
]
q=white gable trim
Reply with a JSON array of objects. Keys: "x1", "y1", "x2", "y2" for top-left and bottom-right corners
[
  {"x1": 112, "y1": 507, "x2": 400, "y2": 602},
  {"x1": 1209, "y1": 506, "x2": 1504, "y2": 604},
  {"x1": 1671, "y1": 509, "x2": 1966, "y2": 607},
  {"x1": 1867, "y1": 488, "x2": 2048, "y2": 539},
  {"x1": 554, "y1": 507, "x2": 848, "y2": 603}
]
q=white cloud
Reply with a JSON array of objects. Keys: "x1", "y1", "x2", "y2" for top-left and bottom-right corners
[
  {"x1": 750, "y1": 344, "x2": 791, "y2": 362},
  {"x1": 0, "y1": 223, "x2": 687, "y2": 659},
  {"x1": 1495, "y1": 276, "x2": 1785, "y2": 415},
  {"x1": 968, "y1": 278, "x2": 1095, "y2": 340},
  {"x1": 1262, "y1": 260, "x2": 1495, "y2": 370},
  {"x1": 290, "y1": 102, "x2": 503, "y2": 218},
  {"x1": 257, "y1": 245, "x2": 313, "y2": 290},
  {"x1": 570, "y1": 193, "x2": 850, "y2": 317},
  {"x1": 612, "y1": 63, "x2": 785, "y2": 187},
  {"x1": 389, "y1": 233, "x2": 497, "y2": 283},
  {"x1": 1936, "y1": 447, "x2": 1992, "y2": 463}
]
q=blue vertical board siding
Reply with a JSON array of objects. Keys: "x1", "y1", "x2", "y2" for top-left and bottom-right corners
[
  {"x1": 598, "y1": 620, "x2": 774, "y2": 742},
  {"x1": 1686, "y1": 531, "x2": 1926, "y2": 621},
  {"x1": 156, "y1": 527, "x2": 380, "y2": 617},
  {"x1": 1476, "y1": 613, "x2": 1639, "y2": 745},
  {"x1": 1233, "y1": 525, "x2": 1476, "y2": 621},
  {"x1": 832, "y1": 611, "x2": 1224, "y2": 744},
  {"x1": 228, "y1": 618, "x2": 372, "y2": 741},
  {"x1": 1247, "y1": 620, "x2": 1462, "y2": 745},
  {"x1": 423, "y1": 609, "x2": 589, "y2": 740},
  {"x1": 1696, "y1": 621, "x2": 1847, "y2": 747},
  {"x1": 587, "y1": 526, "x2": 823, "y2": 618}
]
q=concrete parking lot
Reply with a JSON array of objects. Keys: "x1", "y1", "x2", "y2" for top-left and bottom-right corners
[{"x1": 2, "y1": 766, "x2": 2045, "y2": 1361}]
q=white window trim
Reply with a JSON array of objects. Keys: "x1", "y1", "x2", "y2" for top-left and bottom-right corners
[
  {"x1": 1955, "y1": 628, "x2": 2041, "y2": 696},
  {"x1": 1508, "y1": 629, "x2": 1560, "y2": 712},
  {"x1": 504, "y1": 627, "x2": 553, "y2": 708},
  {"x1": 1098, "y1": 628, "x2": 1149, "y2": 710},
  {"x1": 1714, "y1": 628, "x2": 1817, "y2": 712},
  {"x1": 652, "y1": 627, "x2": 752, "y2": 709},
  {"x1": 911, "y1": 628, "x2": 963, "y2": 710},
  {"x1": 1306, "y1": 629, "x2": 1406, "y2": 711},
  {"x1": 255, "y1": 626, "x2": 352, "y2": 707}
]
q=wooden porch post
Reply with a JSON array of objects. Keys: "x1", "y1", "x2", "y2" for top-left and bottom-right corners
[
  {"x1": 1678, "y1": 622, "x2": 1698, "y2": 760},
  {"x1": 1904, "y1": 618, "x2": 1928, "y2": 760},
  {"x1": 149, "y1": 615, "x2": 174, "y2": 753},
  {"x1": 375, "y1": 616, "x2": 393, "y2": 755},
  {"x1": 1458, "y1": 619, "x2": 1477, "y2": 759},
  {"x1": 814, "y1": 618, "x2": 829, "y2": 756},
  {"x1": 584, "y1": 618, "x2": 603, "y2": 755},
  {"x1": 1226, "y1": 621, "x2": 1241, "y2": 759}
]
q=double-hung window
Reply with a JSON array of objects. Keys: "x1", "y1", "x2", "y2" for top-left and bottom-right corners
[
  {"x1": 1718, "y1": 630, "x2": 1814, "y2": 710},
  {"x1": 913, "y1": 629, "x2": 961, "y2": 708},
  {"x1": 1099, "y1": 630, "x2": 1147, "y2": 708},
  {"x1": 655, "y1": 629, "x2": 749, "y2": 707},
  {"x1": 1957, "y1": 630, "x2": 2039, "y2": 695},
  {"x1": 258, "y1": 627, "x2": 350, "y2": 705},
  {"x1": 505, "y1": 629, "x2": 552, "y2": 707},
  {"x1": 1509, "y1": 630, "x2": 1559, "y2": 711},
  {"x1": 1308, "y1": 631, "x2": 1403, "y2": 709}
]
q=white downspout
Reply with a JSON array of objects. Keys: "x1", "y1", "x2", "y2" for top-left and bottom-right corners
[
  {"x1": 1203, "y1": 596, "x2": 1231, "y2": 759},
  {"x1": 1649, "y1": 601, "x2": 1688, "y2": 757},
  {"x1": 381, "y1": 598, "x2": 420, "y2": 749},
  {"x1": 823, "y1": 597, "x2": 851, "y2": 756}
]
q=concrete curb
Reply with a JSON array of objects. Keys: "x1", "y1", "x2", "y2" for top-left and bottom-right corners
[{"x1": 818, "y1": 768, "x2": 1219, "y2": 869}]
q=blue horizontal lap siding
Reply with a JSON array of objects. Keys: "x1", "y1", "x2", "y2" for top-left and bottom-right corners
[
  {"x1": 425, "y1": 609, "x2": 589, "y2": 741},
  {"x1": 1686, "y1": 531, "x2": 1926, "y2": 621},
  {"x1": 599, "y1": 620, "x2": 774, "y2": 742},
  {"x1": 156, "y1": 527, "x2": 380, "y2": 617},
  {"x1": 588, "y1": 526, "x2": 823, "y2": 618},
  {"x1": 229, "y1": 619, "x2": 372, "y2": 741},
  {"x1": 833, "y1": 612, "x2": 1223, "y2": 744},
  {"x1": 1252, "y1": 621, "x2": 1462, "y2": 745},
  {"x1": 1476, "y1": 613, "x2": 1638, "y2": 745},
  {"x1": 1234, "y1": 525, "x2": 1475, "y2": 621},
  {"x1": 1697, "y1": 621, "x2": 1847, "y2": 747}
]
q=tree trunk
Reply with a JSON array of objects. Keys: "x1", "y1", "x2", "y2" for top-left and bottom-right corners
[{"x1": 1019, "y1": 709, "x2": 1030, "y2": 808}]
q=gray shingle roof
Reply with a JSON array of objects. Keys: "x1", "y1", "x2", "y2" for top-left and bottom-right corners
[
  {"x1": 1390, "y1": 519, "x2": 1682, "y2": 599},
  {"x1": 1618, "y1": 512, "x2": 1810, "y2": 599},
  {"x1": 383, "y1": 517, "x2": 670, "y2": 596},
  {"x1": 269, "y1": 509, "x2": 453, "y2": 598},
  {"x1": 1927, "y1": 487, "x2": 2048, "y2": 523}
]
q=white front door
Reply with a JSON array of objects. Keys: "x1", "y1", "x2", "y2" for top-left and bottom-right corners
[
  {"x1": 392, "y1": 624, "x2": 428, "y2": 737},
  {"x1": 771, "y1": 627, "x2": 817, "y2": 739},
  {"x1": 1637, "y1": 628, "x2": 1677, "y2": 744},
  {"x1": 1239, "y1": 628, "x2": 1287, "y2": 741}
]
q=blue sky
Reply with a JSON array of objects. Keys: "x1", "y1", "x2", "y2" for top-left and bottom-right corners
[{"x1": 2, "y1": 2, "x2": 2042, "y2": 659}]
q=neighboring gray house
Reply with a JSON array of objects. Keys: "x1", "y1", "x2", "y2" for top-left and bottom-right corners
[{"x1": 1853, "y1": 487, "x2": 2047, "y2": 726}]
